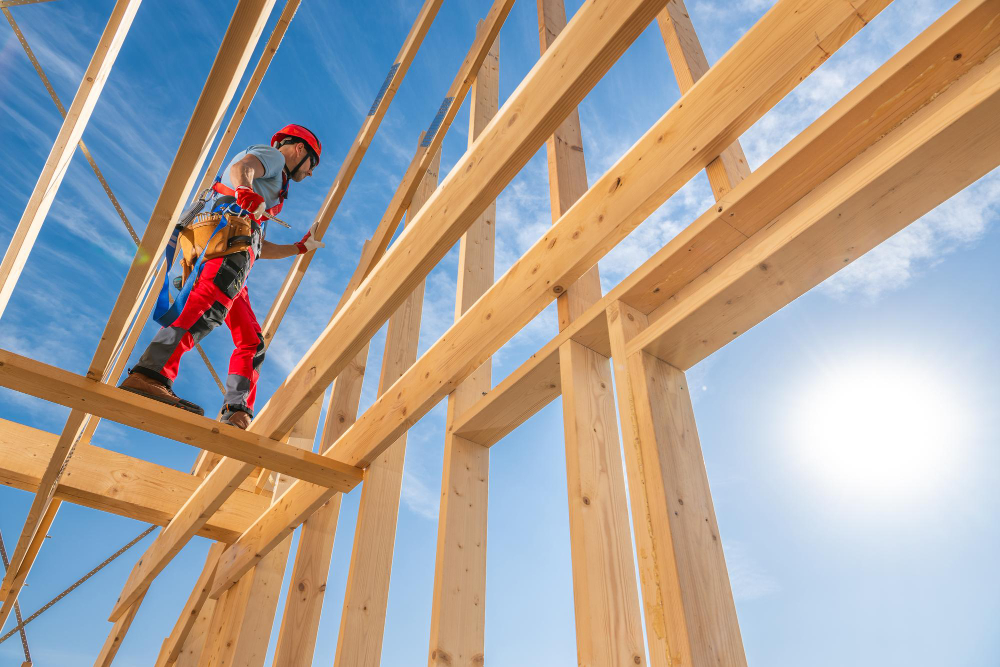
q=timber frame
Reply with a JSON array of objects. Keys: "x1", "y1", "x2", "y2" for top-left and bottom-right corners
[{"x1": 1, "y1": 0, "x2": 998, "y2": 663}]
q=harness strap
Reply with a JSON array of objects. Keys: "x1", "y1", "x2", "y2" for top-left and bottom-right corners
[{"x1": 152, "y1": 216, "x2": 227, "y2": 327}]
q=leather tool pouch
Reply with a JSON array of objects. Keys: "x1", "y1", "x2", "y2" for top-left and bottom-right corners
[{"x1": 178, "y1": 212, "x2": 256, "y2": 284}]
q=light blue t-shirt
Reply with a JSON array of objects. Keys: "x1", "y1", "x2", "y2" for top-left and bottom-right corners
[{"x1": 221, "y1": 144, "x2": 286, "y2": 208}]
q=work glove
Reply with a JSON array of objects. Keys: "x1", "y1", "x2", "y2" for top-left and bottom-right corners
[
  {"x1": 295, "y1": 222, "x2": 325, "y2": 254},
  {"x1": 235, "y1": 186, "x2": 266, "y2": 220}
]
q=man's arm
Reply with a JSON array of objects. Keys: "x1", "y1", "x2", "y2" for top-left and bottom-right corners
[
  {"x1": 259, "y1": 240, "x2": 299, "y2": 260},
  {"x1": 229, "y1": 154, "x2": 265, "y2": 188}
]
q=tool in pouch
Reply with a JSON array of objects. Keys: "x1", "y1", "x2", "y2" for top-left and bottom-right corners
[{"x1": 153, "y1": 181, "x2": 281, "y2": 327}]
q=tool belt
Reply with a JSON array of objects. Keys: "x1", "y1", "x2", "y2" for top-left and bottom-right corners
[{"x1": 177, "y1": 212, "x2": 257, "y2": 284}]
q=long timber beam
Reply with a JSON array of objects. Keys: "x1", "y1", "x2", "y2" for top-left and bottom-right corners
[
  {"x1": 0, "y1": 418, "x2": 270, "y2": 542},
  {"x1": 0, "y1": 0, "x2": 141, "y2": 317},
  {"x1": 0, "y1": 348, "x2": 362, "y2": 488},
  {"x1": 261, "y1": 0, "x2": 444, "y2": 343},
  {"x1": 452, "y1": 0, "x2": 999, "y2": 445},
  {"x1": 536, "y1": 0, "x2": 644, "y2": 663},
  {"x1": 213, "y1": 0, "x2": 888, "y2": 593},
  {"x1": 426, "y1": 30, "x2": 497, "y2": 667},
  {"x1": 120, "y1": 0, "x2": 671, "y2": 616}
]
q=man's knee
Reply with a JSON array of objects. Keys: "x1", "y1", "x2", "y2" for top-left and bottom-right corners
[{"x1": 252, "y1": 333, "x2": 265, "y2": 372}]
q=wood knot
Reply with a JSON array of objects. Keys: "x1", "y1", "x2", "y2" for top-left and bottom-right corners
[{"x1": 582, "y1": 496, "x2": 591, "y2": 505}]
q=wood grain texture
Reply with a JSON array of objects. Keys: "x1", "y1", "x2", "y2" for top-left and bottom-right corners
[
  {"x1": 635, "y1": 42, "x2": 1000, "y2": 367},
  {"x1": 0, "y1": 347, "x2": 361, "y2": 488},
  {"x1": 559, "y1": 341, "x2": 645, "y2": 665},
  {"x1": 155, "y1": 544, "x2": 224, "y2": 666},
  {"x1": 427, "y1": 34, "x2": 497, "y2": 667},
  {"x1": 608, "y1": 298, "x2": 745, "y2": 667},
  {"x1": 0, "y1": 418, "x2": 270, "y2": 541},
  {"x1": 334, "y1": 148, "x2": 438, "y2": 667}
]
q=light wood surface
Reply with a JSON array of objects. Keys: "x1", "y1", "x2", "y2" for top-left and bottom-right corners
[
  {"x1": 427, "y1": 33, "x2": 497, "y2": 667},
  {"x1": 247, "y1": 0, "x2": 668, "y2": 444},
  {"x1": 0, "y1": 347, "x2": 362, "y2": 488},
  {"x1": 634, "y1": 38, "x2": 1000, "y2": 367},
  {"x1": 0, "y1": 418, "x2": 270, "y2": 541},
  {"x1": 607, "y1": 299, "x2": 746, "y2": 667},
  {"x1": 334, "y1": 149, "x2": 439, "y2": 667},
  {"x1": 539, "y1": 1, "x2": 645, "y2": 662},
  {"x1": 155, "y1": 544, "x2": 224, "y2": 667}
]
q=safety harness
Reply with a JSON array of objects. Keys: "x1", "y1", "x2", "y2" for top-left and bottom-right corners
[{"x1": 152, "y1": 174, "x2": 288, "y2": 327}]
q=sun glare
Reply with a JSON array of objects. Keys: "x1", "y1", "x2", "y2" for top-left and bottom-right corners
[{"x1": 787, "y1": 355, "x2": 968, "y2": 504}]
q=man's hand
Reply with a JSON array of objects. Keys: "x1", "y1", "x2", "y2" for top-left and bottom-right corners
[
  {"x1": 295, "y1": 222, "x2": 325, "y2": 254},
  {"x1": 235, "y1": 186, "x2": 266, "y2": 219}
]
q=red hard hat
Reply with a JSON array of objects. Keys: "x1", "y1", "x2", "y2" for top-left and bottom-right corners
[{"x1": 271, "y1": 124, "x2": 322, "y2": 166}]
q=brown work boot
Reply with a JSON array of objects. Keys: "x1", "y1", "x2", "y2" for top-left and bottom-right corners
[
  {"x1": 221, "y1": 409, "x2": 252, "y2": 430},
  {"x1": 119, "y1": 371, "x2": 205, "y2": 416}
]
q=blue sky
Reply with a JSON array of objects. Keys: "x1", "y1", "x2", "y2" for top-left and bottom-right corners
[{"x1": 1, "y1": 0, "x2": 999, "y2": 664}]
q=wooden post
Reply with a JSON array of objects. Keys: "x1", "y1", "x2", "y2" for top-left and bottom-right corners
[
  {"x1": 93, "y1": 589, "x2": 147, "y2": 666},
  {"x1": 537, "y1": 1, "x2": 645, "y2": 663},
  {"x1": 154, "y1": 544, "x2": 224, "y2": 666},
  {"x1": 333, "y1": 149, "x2": 440, "y2": 667},
  {"x1": 606, "y1": 299, "x2": 746, "y2": 667},
  {"x1": 197, "y1": 396, "x2": 323, "y2": 665},
  {"x1": 271, "y1": 344, "x2": 367, "y2": 665},
  {"x1": 0, "y1": 0, "x2": 142, "y2": 317},
  {"x1": 427, "y1": 32, "x2": 497, "y2": 667}
]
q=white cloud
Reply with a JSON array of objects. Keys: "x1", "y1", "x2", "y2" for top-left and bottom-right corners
[
  {"x1": 400, "y1": 467, "x2": 439, "y2": 521},
  {"x1": 723, "y1": 540, "x2": 779, "y2": 601}
]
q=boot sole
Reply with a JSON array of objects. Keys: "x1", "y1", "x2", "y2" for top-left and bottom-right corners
[{"x1": 120, "y1": 385, "x2": 205, "y2": 417}]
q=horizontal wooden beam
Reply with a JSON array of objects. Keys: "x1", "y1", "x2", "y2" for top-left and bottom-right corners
[
  {"x1": 211, "y1": 0, "x2": 888, "y2": 590},
  {"x1": 0, "y1": 348, "x2": 362, "y2": 489},
  {"x1": 0, "y1": 418, "x2": 269, "y2": 542},
  {"x1": 453, "y1": 0, "x2": 1000, "y2": 444},
  {"x1": 631, "y1": 41, "x2": 1000, "y2": 367}
]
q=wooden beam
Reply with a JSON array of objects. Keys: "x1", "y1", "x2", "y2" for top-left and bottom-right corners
[
  {"x1": 630, "y1": 36, "x2": 1000, "y2": 369},
  {"x1": 0, "y1": 418, "x2": 270, "y2": 541},
  {"x1": 211, "y1": 0, "x2": 887, "y2": 588},
  {"x1": 656, "y1": 0, "x2": 749, "y2": 199},
  {"x1": 124, "y1": 0, "x2": 670, "y2": 611},
  {"x1": 0, "y1": 0, "x2": 141, "y2": 317},
  {"x1": 192, "y1": 0, "x2": 301, "y2": 199},
  {"x1": 198, "y1": 396, "x2": 323, "y2": 664},
  {"x1": 155, "y1": 544, "x2": 224, "y2": 667},
  {"x1": 260, "y1": 0, "x2": 444, "y2": 344},
  {"x1": 93, "y1": 589, "x2": 147, "y2": 666},
  {"x1": 537, "y1": 0, "x2": 644, "y2": 662},
  {"x1": 451, "y1": 0, "x2": 996, "y2": 449},
  {"x1": 355, "y1": 0, "x2": 514, "y2": 285},
  {"x1": 270, "y1": 348, "x2": 365, "y2": 664},
  {"x1": 606, "y1": 299, "x2": 745, "y2": 667},
  {"x1": 427, "y1": 32, "x2": 497, "y2": 667},
  {"x1": 0, "y1": 347, "x2": 362, "y2": 488},
  {"x1": 334, "y1": 150, "x2": 439, "y2": 666}
]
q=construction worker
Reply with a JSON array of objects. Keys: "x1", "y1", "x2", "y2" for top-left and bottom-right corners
[{"x1": 119, "y1": 125, "x2": 324, "y2": 429}]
